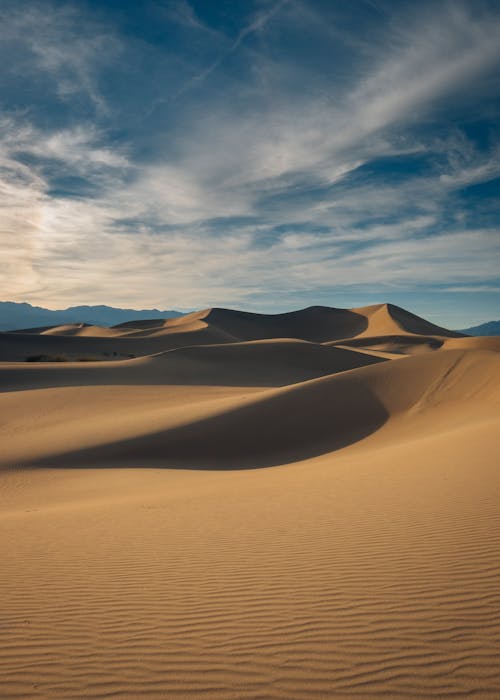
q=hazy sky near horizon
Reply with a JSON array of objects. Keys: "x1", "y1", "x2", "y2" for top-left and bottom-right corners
[{"x1": 1, "y1": 0, "x2": 500, "y2": 326}]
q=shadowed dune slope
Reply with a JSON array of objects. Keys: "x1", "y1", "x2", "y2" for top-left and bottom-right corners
[
  {"x1": 170, "y1": 306, "x2": 369, "y2": 342},
  {"x1": 150, "y1": 303, "x2": 462, "y2": 343},
  {"x1": 1, "y1": 348, "x2": 497, "y2": 469},
  {"x1": 0, "y1": 339, "x2": 385, "y2": 393},
  {"x1": 0, "y1": 323, "x2": 237, "y2": 361}
]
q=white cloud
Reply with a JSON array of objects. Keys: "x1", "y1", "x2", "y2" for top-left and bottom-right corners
[{"x1": 1, "y1": 1, "x2": 500, "y2": 311}]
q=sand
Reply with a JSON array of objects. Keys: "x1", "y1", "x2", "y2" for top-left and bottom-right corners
[{"x1": 1, "y1": 304, "x2": 499, "y2": 699}]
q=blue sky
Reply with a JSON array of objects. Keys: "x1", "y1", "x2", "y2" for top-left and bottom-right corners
[{"x1": 1, "y1": 0, "x2": 499, "y2": 327}]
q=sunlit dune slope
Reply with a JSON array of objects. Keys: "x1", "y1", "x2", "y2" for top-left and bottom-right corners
[{"x1": 443, "y1": 335, "x2": 500, "y2": 352}]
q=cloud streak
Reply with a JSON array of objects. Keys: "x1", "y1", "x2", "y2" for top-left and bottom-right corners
[{"x1": 174, "y1": 0, "x2": 289, "y2": 98}]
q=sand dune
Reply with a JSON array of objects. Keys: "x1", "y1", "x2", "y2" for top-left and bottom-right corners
[
  {"x1": 353, "y1": 302, "x2": 463, "y2": 338},
  {"x1": 149, "y1": 303, "x2": 463, "y2": 343},
  {"x1": 41, "y1": 323, "x2": 124, "y2": 337},
  {"x1": 0, "y1": 318, "x2": 238, "y2": 361},
  {"x1": 13, "y1": 322, "x2": 127, "y2": 337},
  {"x1": 1, "y1": 303, "x2": 499, "y2": 699},
  {"x1": 326, "y1": 333, "x2": 445, "y2": 355},
  {"x1": 0, "y1": 303, "x2": 463, "y2": 362},
  {"x1": 443, "y1": 335, "x2": 500, "y2": 352},
  {"x1": 1, "y1": 347, "x2": 497, "y2": 470},
  {"x1": 0, "y1": 339, "x2": 384, "y2": 393}
]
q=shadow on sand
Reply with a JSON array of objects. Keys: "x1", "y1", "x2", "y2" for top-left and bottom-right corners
[{"x1": 29, "y1": 377, "x2": 388, "y2": 470}]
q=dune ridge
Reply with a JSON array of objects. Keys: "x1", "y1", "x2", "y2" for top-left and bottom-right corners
[
  {"x1": 0, "y1": 302, "x2": 463, "y2": 362},
  {"x1": 1, "y1": 303, "x2": 499, "y2": 699}
]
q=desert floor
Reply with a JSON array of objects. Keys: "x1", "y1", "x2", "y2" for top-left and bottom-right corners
[{"x1": 1, "y1": 304, "x2": 500, "y2": 699}]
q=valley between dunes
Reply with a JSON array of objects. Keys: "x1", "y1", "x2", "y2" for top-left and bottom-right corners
[{"x1": 1, "y1": 303, "x2": 500, "y2": 699}]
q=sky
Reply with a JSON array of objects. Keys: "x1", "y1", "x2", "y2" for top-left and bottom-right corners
[{"x1": 1, "y1": 0, "x2": 500, "y2": 327}]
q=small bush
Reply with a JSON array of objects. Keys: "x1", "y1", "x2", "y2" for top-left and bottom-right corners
[
  {"x1": 25, "y1": 354, "x2": 68, "y2": 362},
  {"x1": 25, "y1": 354, "x2": 104, "y2": 362}
]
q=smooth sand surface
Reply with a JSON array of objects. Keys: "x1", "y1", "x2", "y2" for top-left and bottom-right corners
[{"x1": 1, "y1": 305, "x2": 499, "y2": 699}]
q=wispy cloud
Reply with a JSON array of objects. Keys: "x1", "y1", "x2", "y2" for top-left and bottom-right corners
[
  {"x1": 0, "y1": 1, "x2": 120, "y2": 113},
  {"x1": 175, "y1": 0, "x2": 289, "y2": 97}
]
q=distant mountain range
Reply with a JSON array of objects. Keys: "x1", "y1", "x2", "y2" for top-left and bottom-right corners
[
  {"x1": 0, "y1": 302, "x2": 183, "y2": 331},
  {"x1": 459, "y1": 321, "x2": 500, "y2": 336}
]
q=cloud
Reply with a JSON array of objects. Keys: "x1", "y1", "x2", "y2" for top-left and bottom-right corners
[
  {"x1": 0, "y1": 1, "x2": 120, "y2": 113},
  {"x1": 0, "y1": 0, "x2": 499, "y2": 319},
  {"x1": 136, "y1": 0, "x2": 500, "y2": 231},
  {"x1": 443, "y1": 286, "x2": 500, "y2": 293},
  {"x1": 344, "y1": 4, "x2": 500, "y2": 133}
]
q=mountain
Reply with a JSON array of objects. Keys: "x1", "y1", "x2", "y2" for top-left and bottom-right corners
[
  {"x1": 0, "y1": 302, "x2": 183, "y2": 331},
  {"x1": 459, "y1": 320, "x2": 500, "y2": 336}
]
